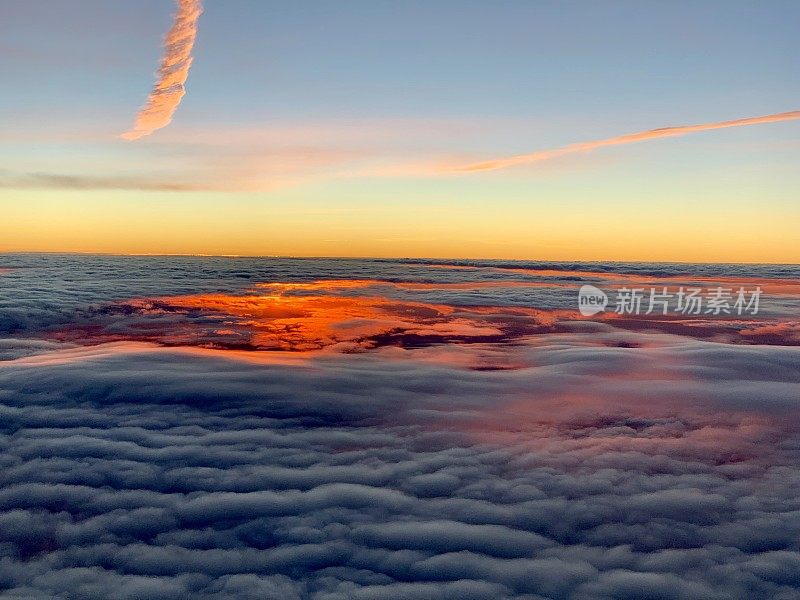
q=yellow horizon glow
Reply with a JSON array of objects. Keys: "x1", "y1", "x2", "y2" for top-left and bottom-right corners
[{"x1": 3, "y1": 190, "x2": 798, "y2": 264}]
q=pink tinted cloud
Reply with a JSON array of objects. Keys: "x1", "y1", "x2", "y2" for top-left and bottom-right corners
[
  {"x1": 456, "y1": 110, "x2": 800, "y2": 172},
  {"x1": 121, "y1": 0, "x2": 203, "y2": 141}
]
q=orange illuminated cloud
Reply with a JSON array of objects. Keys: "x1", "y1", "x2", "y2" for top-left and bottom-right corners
[
  {"x1": 44, "y1": 275, "x2": 800, "y2": 353},
  {"x1": 156, "y1": 285, "x2": 508, "y2": 351},
  {"x1": 46, "y1": 280, "x2": 562, "y2": 353},
  {"x1": 121, "y1": 0, "x2": 203, "y2": 141},
  {"x1": 456, "y1": 110, "x2": 800, "y2": 172}
]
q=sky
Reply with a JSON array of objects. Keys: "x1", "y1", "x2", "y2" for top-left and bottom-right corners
[{"x1": 1, "y1": 0, "x2": 798, "y2": 262}]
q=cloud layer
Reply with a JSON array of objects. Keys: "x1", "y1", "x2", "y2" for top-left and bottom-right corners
[
  {"x1": 121, "y1": 0, "x2": 203, "y2": 141},
  {"x1": 2, "y1": 255, "x2": 798, "y2": 350},
  {"x1": 0, "y1": 336, "x2": 799, "y2": 599},
  {"x1": 2, "y1": 255, "x2": 800, "y2": 598}
]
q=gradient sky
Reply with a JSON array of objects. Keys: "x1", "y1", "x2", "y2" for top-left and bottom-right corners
[{"x1": 1, "y1": 0, "x2": 798, "y2": 261}]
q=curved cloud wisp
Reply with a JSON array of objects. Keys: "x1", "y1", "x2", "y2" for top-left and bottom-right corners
[
  {"x1": 121, "y1": 0, "x2": 203, "y2": 141},
  {"x1": 456, "y1": 110, "x2": 800, "y2": 172}
]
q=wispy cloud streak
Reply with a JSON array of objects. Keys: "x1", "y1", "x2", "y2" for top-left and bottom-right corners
[
  {"x1": 121, "y1": 0, "x2": 203, "y2": 141},
  {"x1": 456, "y1": 110, "x2": 800, "y2": 172},
  {"x1": 0, "y1": 170, "x2": 209, "y2": 192}
]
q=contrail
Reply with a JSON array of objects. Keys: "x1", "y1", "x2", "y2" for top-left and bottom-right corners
[
  {"x1": 121, "y1": 0, "x2": 203, "y2": 141},
  {"x1": 456, "y1": 110, "x2": 800, "y2": 172}
]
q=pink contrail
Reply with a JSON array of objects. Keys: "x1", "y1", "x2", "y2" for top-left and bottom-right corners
[
  {"x1": 456, "y1": 110, "x2": 800, "y2": 172},
  {"x1": 121, "y1": 0, "x2": 203, "y2": 141}
]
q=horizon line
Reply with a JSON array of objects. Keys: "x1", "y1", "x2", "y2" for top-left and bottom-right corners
[{"x1": 1, "y1": 250, "x2": 798, "y2": 267}]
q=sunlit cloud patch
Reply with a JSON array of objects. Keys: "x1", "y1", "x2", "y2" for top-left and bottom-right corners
[{"x1": 35, "y1": 272, "x2": 800, "y2": 351}]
